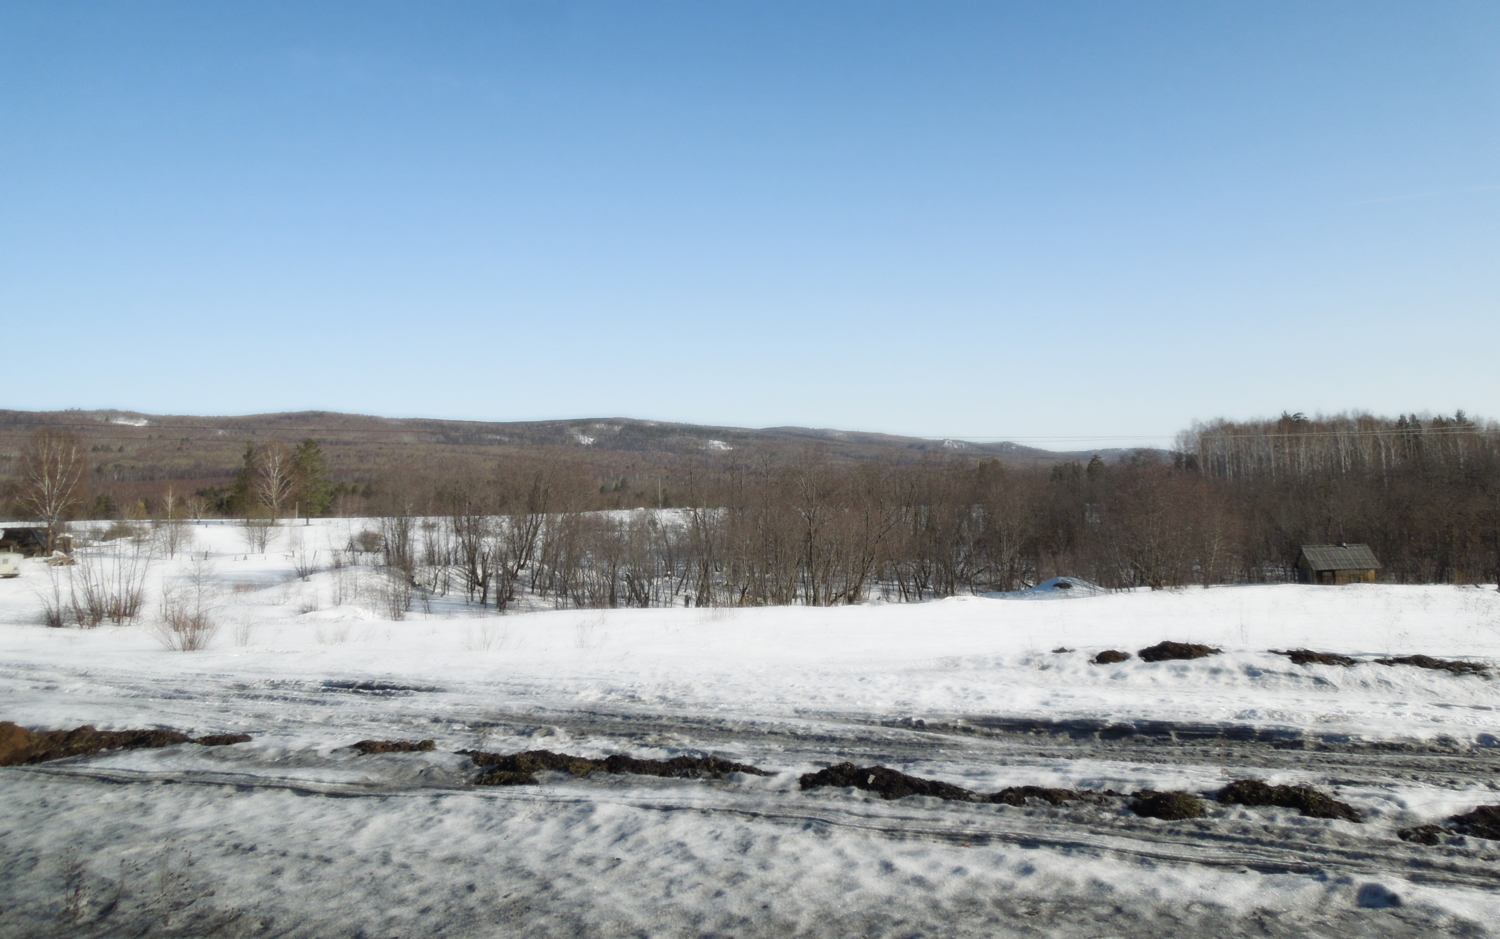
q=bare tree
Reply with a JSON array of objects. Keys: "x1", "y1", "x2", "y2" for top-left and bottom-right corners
[
  {"x1": 153, "y1": 484, "x2": 193, "y2": 558},
  {"x1": 495, "y1": 463, "x2": 555, "y2": 610},
  {"x1": 254, "y1": 441, "x2": 296, "y2": 523},
  {"x1": 18, "y1": 430, "x2": 89, "y2": 553},
  {"x1": 436, "y1": 480, "x2": 493, "y2": 605},
  {"x1": 242, "y1": 518, "x2": 276, "y2": 553},
  {"x1": 183, "y1": 494, "x2": 209, "y2": 520}
]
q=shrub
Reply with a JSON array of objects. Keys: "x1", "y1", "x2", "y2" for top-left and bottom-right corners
[
  {"x1": 152, "y1": 558, "x2": 220, "y2": 651},
  {"x1": 65, "y1": 541, "x2": 153, "y2": 627}
]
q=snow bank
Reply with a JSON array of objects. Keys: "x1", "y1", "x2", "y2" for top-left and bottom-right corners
[{"x1": 0, "y1": 519, "x2": 1497, "y2": 744}]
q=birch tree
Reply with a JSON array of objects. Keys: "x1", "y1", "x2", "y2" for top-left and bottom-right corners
[
  {"x1": 254, "y1": 441, "x2": 296, "y2": 523},
  {"x1": 18, "y1": 429, "x2": 89, "y2": 552}
]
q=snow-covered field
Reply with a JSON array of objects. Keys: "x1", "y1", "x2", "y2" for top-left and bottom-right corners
[{"x1": 3, "y1": 518, "x2": 1500, "y2": 937}]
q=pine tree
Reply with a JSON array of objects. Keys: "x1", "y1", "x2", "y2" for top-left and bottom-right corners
[
  {"x1": 291, "y1": 438, "x2": 333, "y2": 517},
  {"x1": 230, "y1": 443, "x2": 256, "y2": 516}
]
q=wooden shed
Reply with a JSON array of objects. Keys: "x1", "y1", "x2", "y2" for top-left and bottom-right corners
[
  {"x1": 1295, "y1": 543, "x2": 1381, "y2": 585},
  {"x1": 0, "y1": 524, "x2": 50, "y2": 558},
  {"x1": 0, "y1": 523, "x2": 72, "y2": 558}
]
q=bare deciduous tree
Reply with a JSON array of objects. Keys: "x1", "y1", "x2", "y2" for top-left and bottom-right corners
[
  {"x1": 254, "y1": 441, "x2": 296, "y2": 523},
  {"x1": 183, "y1": 494, "x2": 209, "y2": 520},
  {"x1": 18, "y1": 430, "x2": 89, "y2": 553}
]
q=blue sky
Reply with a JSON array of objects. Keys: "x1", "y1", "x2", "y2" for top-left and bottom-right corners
[{"x1": 2, "y1": 2, "x2": 1496, "y2": 446}]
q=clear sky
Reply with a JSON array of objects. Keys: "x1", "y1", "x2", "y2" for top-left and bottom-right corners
[{"x1": 2, "y1": 2, "x2": 1496, "y2": 447}]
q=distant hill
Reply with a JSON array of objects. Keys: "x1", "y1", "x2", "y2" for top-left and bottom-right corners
[{"x1": 0, "y1": 409, "x2": 1167, "y2": 505}]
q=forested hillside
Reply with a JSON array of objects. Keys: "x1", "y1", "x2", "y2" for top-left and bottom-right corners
[{"x1": 4, "y1": 410, "x2": 1496, "y2": 596}]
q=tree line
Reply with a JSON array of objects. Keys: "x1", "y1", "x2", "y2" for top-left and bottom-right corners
[
  {"x1": 1176, "y1": 411, "x2": 1500, "y2": 585},
  {"x1": 5, "y1": 411, "x2": 1498, "y2": 605}
]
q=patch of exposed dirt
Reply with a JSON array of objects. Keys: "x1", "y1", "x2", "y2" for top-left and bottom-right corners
[
  {"x1": 0, "y1": 721, "x2": 30, "y2": 765},
  {"x1": 1269, "y1": 650, "x2": 1487, "y2": 675},
  {"x1": 986, "y1": 785, "x2": 1093, "y2": 806},
  {"x1": 1374, "y1": 655, "x2": 1489, "y2": 677},
  {"x1": 798, "y1": 763, "x2": 1102, "y2": 808},
  {"x1": 350, "y1": 739, "x2": 436, "y2": 755},
  {"x1": 598, "y1": 753, "x2": 771, "y2": 778},
  {"x1": 1397, "y1": 805, "x2": 1500, "y2": 846},
  {"x1": 1137, "y1": 642, "x2": 1221, "y2": 663},
  {"x1": 1448, "y1": 804, "x2": 1500, "y2": 840},
  {"x1": 194, "y1": 734, "x2": 252, "y2": 747},
  {"x1": 799, "y1": 762, "x2": 977, "y2": 801},
  {"x1": 465, "y1": 749, "x2": 601, "y2": 780},
  {"x1": 1273, "y1": 649, "x2": 1356, "y2": 667},
  {"x1": 1092, "y1": 650, "x2": 1130, "y2": 665},
  {"x1": 1217, "y1": 779, "x2": 1363, "y2": 822},
  {"x1": 0, "y1": 721, "x2": 192, "y2": 766},
  {"x1": 1397, "y1": 824, "x2": 1452, "y2": 846},
  {"x1": 1130, "y1": 790, "x2": 1204, "y2": 820},
  {"x1": 465, "y1": 749, "x2": 770, "y2": 786}
]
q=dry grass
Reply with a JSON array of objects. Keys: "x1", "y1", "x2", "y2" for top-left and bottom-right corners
[{"x1": 463, "y1": 621, "x2": 509, "y2": 652}]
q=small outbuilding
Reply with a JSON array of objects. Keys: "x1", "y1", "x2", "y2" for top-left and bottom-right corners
[
  {"x1": 0, "y1": 523, "x2": 70, "y2": 558},
  {"x1": 1295, "y1": 543, "x2": 1381, "y2": 585}
]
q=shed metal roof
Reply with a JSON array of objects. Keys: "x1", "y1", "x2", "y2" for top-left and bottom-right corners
[{"x1": 1298, "y1": 544, "x2": 1381, "y2": 571}]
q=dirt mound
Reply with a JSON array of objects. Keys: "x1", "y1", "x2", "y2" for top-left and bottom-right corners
[
  {"x1": 1092, "y1": 650, "x2": 1130, "y2": 665},
  {"x1": 1374, "y1": 655, "x2": 1488, "y2": 676},
  {"x1": 1397, "y1": 805, "x2": 1500, "y2": 846},
  {"x1": 799, "y1": 763, "x2": 977, "y2": 802},
  {"x1": 797, "y1": 763, "x2": 1097, "y2": 807},
  {"x1": 986, "y1": 786, "x2": 1087, "y2": 807},
  {"x1": 1217, "y1": 779, "x2": 1363, "y2": 822},
  {"x1": 464, "y1": 749, "x2": 601, "y2": 779},
  {"x1": 1449, "y1": 804, "x2": 1500, "y2": 840},
  {"x1": 466, "y1": 749, "x2": 770, "y2": 786},
  {"x1": 350, "y1": 739, "x2": 435, "y2": 755},
  {"x1": 1130, "y1": 790, "x2": 1204, "y2": 820},
  {"x1": 600, "y1": 753, "x2": 770, "y2": 778},
  {"x1": 1397, "y1": 824, "x2": 1451, "y2": 846},
  {"x1": 1137, "y1": 642, "x2": 1221, "y2": 662},
  {"x1": 1271, "y1": 650, "x2": 1487, "y2": 675},
  {"x1": 1273, "y1": 649, "x2": 1356, "y2": 667},
  {"x1": 0, "y1": 722, "x2": 192, "y2": 766},
  {"x1": 0, "y1": 722, "x2": 30, "y2": 765},
  {"x1": 194, "y1": 734, "x2": 252, "y2": 747}
]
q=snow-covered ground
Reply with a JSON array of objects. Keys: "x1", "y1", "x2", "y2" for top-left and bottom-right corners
[{"x1": 2, "y1": 518, "x2": 1499, "y2": 937}]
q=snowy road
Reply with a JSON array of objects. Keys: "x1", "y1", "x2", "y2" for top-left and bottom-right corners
[{"x1": 4, "y1": 656, "x2": 1500, "y2": 938}]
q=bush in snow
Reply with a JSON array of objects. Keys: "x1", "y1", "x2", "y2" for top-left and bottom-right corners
[{"x1": 153, "y1": 557, "x2": 221, "y2": 651}]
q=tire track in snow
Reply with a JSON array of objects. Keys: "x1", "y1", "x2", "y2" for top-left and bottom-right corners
[
  {"x1": 12, "y1": 761, "x2": 1500, "y2": 893},
  {"x1": 8, "y1": 658, "x2": 1500, "y2": 899}
]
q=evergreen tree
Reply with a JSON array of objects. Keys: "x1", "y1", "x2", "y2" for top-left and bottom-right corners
[
  {"x1": 291, "y1": 438, "x2": 333, "y2": 517},
  {"x1": 230, "y1": 443, "x2": 256, "y2": 516}
]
